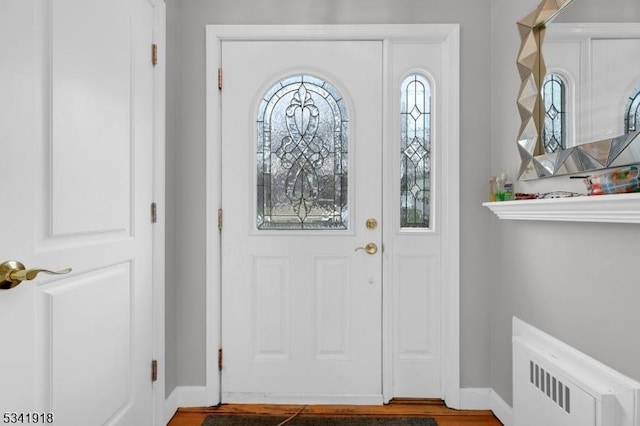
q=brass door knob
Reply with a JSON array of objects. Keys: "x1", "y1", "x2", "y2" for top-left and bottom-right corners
[
  {"x1": 355, "y1": 242, "x2": 378, "y2": 255},
  {"x1": 0, "y1": 261, "x2": 72, "y2": 290}
]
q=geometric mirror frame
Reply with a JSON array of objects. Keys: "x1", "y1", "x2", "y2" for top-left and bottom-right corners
[{"x1": 516, "y1": 0, "x2": 640, "y2": 180}]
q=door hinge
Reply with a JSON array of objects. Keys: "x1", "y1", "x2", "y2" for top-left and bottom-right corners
[
  {"x1": 151, "y1": 202, "x2": 157, "y2": 224},
  {"x1": 218, "y1": 348, "x2": 223, "y2": 371},
  {"x1": 217, "y1": 208, "x2": 223, "y2": 230},
  {"x1": 218, "y1": 68, "x2": 223, "y2": 90},
  {"x1": 151, "y1": 359, "x2": 158, "y2": 382},
  {"x1": 152, "y1": 43, "x2": 158, "y2": 66}
]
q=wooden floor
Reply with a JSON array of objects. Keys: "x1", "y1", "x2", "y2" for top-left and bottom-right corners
[{"x1": 167, "y1": 399, "x2": 503, "y2": 426}]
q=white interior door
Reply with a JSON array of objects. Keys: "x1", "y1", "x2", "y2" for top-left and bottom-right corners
[
  {"x1": 221, "y1": 40, "x2": 383, "y2": 403},
  {"x1": 0, "y1": 0, "x2": 156, "y2": 424}
]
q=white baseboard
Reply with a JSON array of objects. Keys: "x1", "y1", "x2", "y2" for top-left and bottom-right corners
[
  {"x1": 459, "y1": 387, "x2": 491, "y2": 409},
  {"x1": 221, "y1": 392, "x2": 383, "y2": 405},
  {"x1": 164, "y1": 389, "x2": 179, "y2": 424},
  {"x1": 458, "y1": 387, "x2": 512, "y2": 426},
  {"x1": 490, "y1": 389, "x2": 513, "y2": 426},
  {"x1": 164, "y1": 386, "x2": 209, "y2": 424}
]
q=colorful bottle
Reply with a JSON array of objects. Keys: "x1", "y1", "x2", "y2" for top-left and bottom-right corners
[
  {"x1": 496, "y1": 170, "x2": 506, "y2": 201},
  {"x1": 489, "y1": 176, "x2": 497, "y2": 201}
]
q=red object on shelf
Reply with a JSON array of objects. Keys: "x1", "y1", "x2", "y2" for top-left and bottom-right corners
[{"x1": 584, "y1": 166, "x2": 640, "y2": 195}]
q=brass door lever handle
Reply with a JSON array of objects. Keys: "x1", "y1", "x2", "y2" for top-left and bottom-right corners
[
  {"x1": 0, "y1": 261, "x2": 72, "y2": 290},
  {"x1": 355, "y1": 242, "x2": 378, "y2": 255}
]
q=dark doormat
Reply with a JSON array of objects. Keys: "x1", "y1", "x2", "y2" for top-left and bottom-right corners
[{"x1": 202, "y1": 415, "x2": 437, "y2": 426}]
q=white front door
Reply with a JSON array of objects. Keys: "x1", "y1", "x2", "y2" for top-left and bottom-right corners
[
  {"x1": 0, "y1": 0, "x2": 156, "y2": 424},
  {"x1": 211, "y1": 25, "x2": 460, "y2": 405},
  {"x1": 221, "y1": 41, "x2": 383, "y2": 403}
]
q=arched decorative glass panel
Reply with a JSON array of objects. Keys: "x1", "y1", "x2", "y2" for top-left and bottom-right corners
[
  {"x1": 542, "y1": 73, "x2": 567, "y2": 154},
  {"x1": 625, "y1": 82, "x2": 640, "y2": 134},
  {"x1": 400, "y1": 74, "x2": 431, "y2": 229},
  {"x1": 256, "y1": 75, "x2": 348, "y2": 230}
]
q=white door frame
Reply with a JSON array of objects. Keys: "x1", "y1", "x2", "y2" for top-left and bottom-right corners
[
  {"x1": 150, "y1": 0, "x2": 167, "y2": 424},
  {"x1": 205, "y1": 24, "x2": 460, "y2": 408}
]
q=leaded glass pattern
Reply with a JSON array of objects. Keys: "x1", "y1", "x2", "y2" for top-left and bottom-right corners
[
  {"x1": 257, "y1": 75, "x2": 348, "y2": 230},
  {"x1": 542, "y1": 73, "x2": 566, "y2": 154},
  {"x1": 400, "y1": 74, "x2": 431, "y2": 229},
  {"x1": 625, "y1": 82, "x2": 640, "y2": 134}
]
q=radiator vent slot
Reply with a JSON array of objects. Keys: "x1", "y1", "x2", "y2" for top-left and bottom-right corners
[{"x1": 530, "y1": 360, "x2": 571, "y2": 413}]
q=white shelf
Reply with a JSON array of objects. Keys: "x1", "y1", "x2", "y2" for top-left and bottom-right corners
[{"x1": 483, "y1": 193, "x2": 640, "y2": 223}]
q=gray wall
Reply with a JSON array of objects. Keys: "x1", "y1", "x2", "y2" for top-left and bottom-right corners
[
  {"x1": 165, "y1": 0, "x2": 494, "y2": 396},
  {"x1": 489, "y1": 0, "x2": 640, "y2": 406}
]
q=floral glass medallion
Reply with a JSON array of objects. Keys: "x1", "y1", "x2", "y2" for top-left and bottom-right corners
[{"x1": 257, "y1": 75, "x2": 348, "y2": 230}]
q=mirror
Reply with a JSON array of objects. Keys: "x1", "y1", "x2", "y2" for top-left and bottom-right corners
[{"x1": 516, "y1": 0, "x2": 640, "y2": 180}]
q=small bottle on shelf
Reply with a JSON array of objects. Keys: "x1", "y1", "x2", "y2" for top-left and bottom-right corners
[
  {"x1": 503, "y1": 182, "x2": 514, "y2": 201},
  {"x1": 496, "y1": 170, "x2": 506, "y2": 201},
  {"x1": 489, "y1": 176, "x2": 497, "y2": 201}
]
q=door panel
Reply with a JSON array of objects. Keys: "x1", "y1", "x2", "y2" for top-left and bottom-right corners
[
  {"x1": 41, "y1": 264, "x2": 131, "y2": 423},
  {"x1": 221, "y1": 41, "x2": 383, "y2": 402},
  {"x1": 395, "y1": 255, "x2": 439, "y2": 357},
  {"x1": 314, "y1": 256, "x2": 350, "y2": 359},
  {"x1": 252, "y1": 256, "x2": 290, "y2": 359},
  {"x1": 0, "y1": 0, "x2": 155, "y2": 423},
  {"x1": 51, "y1": 0, "x2": 133, "y2": 235}
]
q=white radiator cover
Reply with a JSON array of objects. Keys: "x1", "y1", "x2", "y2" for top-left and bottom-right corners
[{"x1": 513, "y1": 317, "x2": 640, "y2": 426}]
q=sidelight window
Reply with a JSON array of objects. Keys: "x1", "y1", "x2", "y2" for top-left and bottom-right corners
[
  {"x1": 542, "y1": 73, "x2": 567, "y2": 154},
  {"x1": 400, "y1": 74, "x2": 432, "y2": 229},
  {"x1": 625, "y1": 82, "x2": 640, "y2": 134}
]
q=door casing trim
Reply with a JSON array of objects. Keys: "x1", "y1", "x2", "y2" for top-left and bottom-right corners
[
  {"x1": 205, "y1": 24, "x2": 460, "y2": 407},
  {"x1": 150, "y1": 0, "x2": 166, "y2": 424}
]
